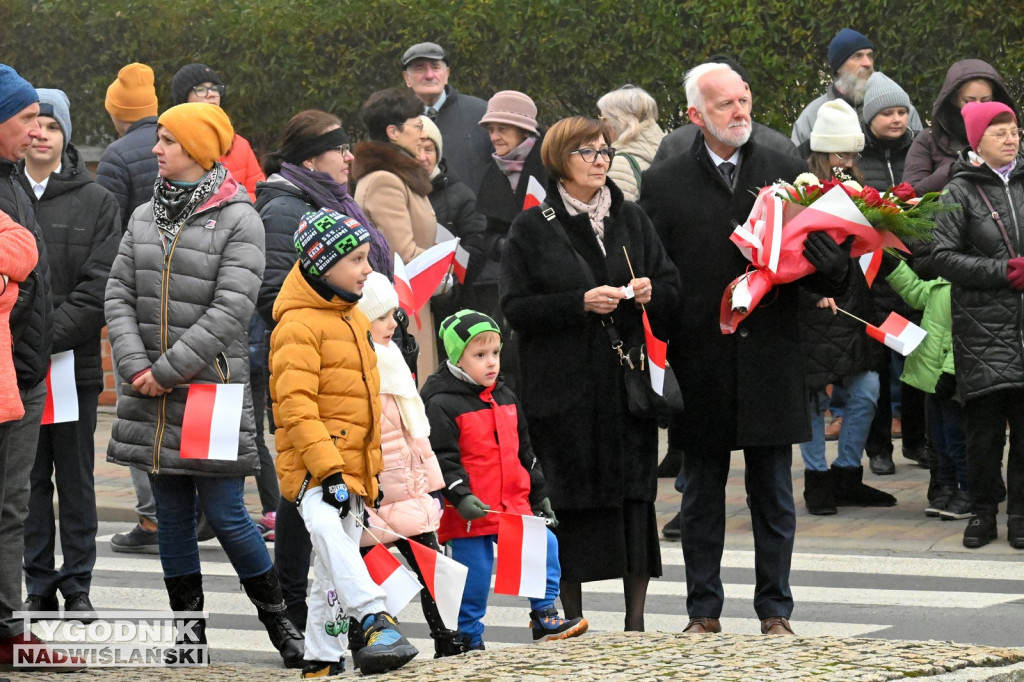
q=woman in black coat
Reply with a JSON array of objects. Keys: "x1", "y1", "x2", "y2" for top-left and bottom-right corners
[
  {"x1": 930, "y1": 102, "x2": 1024, "y2": 550},
  {"x1": 500, "y1": 117, "x2": 680, "y2": 631}
]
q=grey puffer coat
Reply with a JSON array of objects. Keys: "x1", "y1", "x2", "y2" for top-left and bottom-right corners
[
  {"x1": 929, "y1": 151, "x2": 1024, "y2": 401},
  {"x1": 105, "y1": 173, "x2": 265, "y2": 475}
]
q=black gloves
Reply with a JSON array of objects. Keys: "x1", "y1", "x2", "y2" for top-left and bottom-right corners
[
  {"x1": 321, "y1": 473, "x2": 350, "y2": 518},
  {"x1": 934, "y1": 373, "x2": 957, "y2": 401},
  {"x1": 877, "y1": 250, "x2": 901, "y2": 281},
  {"x1": 374, "y1": 475, "x2": 385, "y2": 509},
  {"x1": 531, "y1": 497, "x2": 559, "y2": 528},
  {"x1": 804, "y1": 232, "x2": 854, "y2": 280},
  {"x1": 456, "y1": 495, "x2": 490, "y2": 521}
]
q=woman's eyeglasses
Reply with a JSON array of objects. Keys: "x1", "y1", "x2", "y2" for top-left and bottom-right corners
[
  {"x1": 832, "y1": 151, "x2": 862, "y2": 161},
  {"x1": 983, "y1": 128, "x2": 1023, "y2": 142},
  {"x1": 191, "y1": 84, "x2": 226, "y2": 98},
  {"x1": 570, "y1": 147, "x2": 616, "y2": 163},
  {"x1": 334, "y1": 144, "x2": 351, "y2": 156}
]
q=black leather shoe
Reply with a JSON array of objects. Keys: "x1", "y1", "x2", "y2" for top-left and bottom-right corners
[
  {"x1": 64, "y1": 592, "x2": 98, "y2": 623},
  {"x1": 662, "y1": 512, "x2": 681, "y2": 540},
  {"x1": 868, "y1": 454, "x2": 895, "y2": 476},
  {"x1": 963, "y1": 514, "x2": 997, "y2": 548},
  {"x1": 23, "y1": 594, "x2": 59, "y2": 622}
]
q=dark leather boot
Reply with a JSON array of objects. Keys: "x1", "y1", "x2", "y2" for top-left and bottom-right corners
[
  {"x1": 240, "y1": 568, "x2": 305, "y2": 668},
  {"x1": 163, "y1": 573, "x2": 207, "y2": 665},
  {"x1": 803, "y1": 469, "x2": 837, "y2": 515},
  {"x1": 831, "y1": 465, "x2": 897, "y2": 507},
  {"x1": 432, "y1": 628, "x2": 467, "y2": 658}
]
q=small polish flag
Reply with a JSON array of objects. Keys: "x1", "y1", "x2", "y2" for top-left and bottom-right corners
[
  {"x1": 180, "y1": 384, "x2": 244, "y2": 460},
  {"x1": 494, "y1": 513, "x2": 548, "y2": 598},
  {"x1": 859, "y1": 250, "x2": 884, "y2": 288},
  {"x1": 866, "y1": 312, "x2": 928, "y2": 356},
  {"x1": 407, "y1": 539, "x2": 468, "y2": 631},
  {"x1": 434, "y1": 225, "x2": 471, "y2": 284},
  {"x1": 362, "y1": 544, "x2": 423, "y2": 615},
  {"x1": 41, "y1": 350, "x2": 78, "y2": 425},
  {"x1": 394, "y1": 242, "x2": 458, "y2": 316},
  {"x1": 523, "y1": 176, "x2": 546, "y2": 210},
  {"x1": 393, "y1": 253, "x2": 415, "y2": 314},
  {"x1": 642, "y1": 311, "x2": 668, "y2": 395}
]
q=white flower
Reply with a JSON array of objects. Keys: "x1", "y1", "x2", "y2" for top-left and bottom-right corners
[
  {"x1": 793, "y1": 172, "x2": 819, "y2": 187},
  {"x1": 843, "y1": 180, "x2": 863, "y2": 192}
]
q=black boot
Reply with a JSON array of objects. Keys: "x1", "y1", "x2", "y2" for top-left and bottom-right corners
[
  {"x1": 286, "y1": 601, "x2": 307, "y2": 635},
  {"x1": 163, "y1": 573, "x2": 207, "y2": 665},
  {"x1": 803, "y1": 469, "x2": 837, "y2": 515},
  {"x1": 240, "y1": 569, "x2": 304, "y2": 669},
  {"x1": 347, "y1": 616, "x2": 365, "y2": 668},
  {"x1": 831, "y1": 465, "x2": 897, "y2": 507},
  {"x1": 432, "y1": 628, "x2": 467, "y2": 658},
  {"x1": 657, "y1": 448, "x2": 683, "y2": 478}
]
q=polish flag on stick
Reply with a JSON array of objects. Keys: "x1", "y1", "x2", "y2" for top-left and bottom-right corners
[
  {"x1": 642, "y1": 311, "x2": 668, "y2": 396},
  {"x1": 393, "y1": 253, "x2": 415, "y2": 315},
  {"x1": 859, "y1": 250, "x2": 884, "y2": 288},
  {"x1": 494, "y1": 513, "x2": 548, "y2": 598},
  {"x1": 41, "y1": 350, "x2": 78, "y2": 425},
  {"x1": 392, "y1": 241, "x2": 459, "y2": 317},
  {"x1": 523, "y1": 176, "x2": 546, "y2": 210},
  {"x1": 434, "y1": 225, "x2": 471, "y2": 284},
  {"x1": 180, "y1": 384, "x2": 244, "y2": 460},
  {"x1": 407, "y1": 539, "x2": 468, "y2": 631},
  {"x1": 866, "y1": 312, "x2": 928, "y2": 356},
  {"x1": 362, "y1": 544, "x2": 423, "y2": 615}
]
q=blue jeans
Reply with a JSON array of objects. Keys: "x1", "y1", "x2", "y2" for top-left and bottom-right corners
[
  {"x1": 449, "y1": 530, "x2": 560, "y2": 646},
  {"x1": 800, "y1": 371, "x2": 880, "y2": 471},
  {"x1": 927, "y1": 394, "x2": 968, "y2": 491},
  {"x1": 150, "y1": 474, "x2": 272, "y2": 579}
]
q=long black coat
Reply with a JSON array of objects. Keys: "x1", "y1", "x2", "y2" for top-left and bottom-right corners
[
  {"x1": 639, "y1": 133, "x2": 843, "y2": 450},
  {"x1": 500, "y1": 178, "x2": 681, "y2": 509},
  {"x1": 18, "y1": 144, "x2": 121, "y2": 390},
  {"x1": 929, "y1": 151, "x2": 1024, "y2": 400}
]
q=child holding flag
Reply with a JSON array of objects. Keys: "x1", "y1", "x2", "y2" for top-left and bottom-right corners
[
  {"x1": 270, "y1": 208, "x2": 418, "y2": 677},
  {"x1": 355, "y1": 272, "x2": 464, "y2": 658},
  {"x1": 421, "y1": 310, "x2": 588, "y2": 650}
]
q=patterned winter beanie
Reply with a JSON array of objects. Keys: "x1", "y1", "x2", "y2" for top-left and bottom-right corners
[
  {"x1": 439, "y1": 309, "x2": 502, "y2": 364},
  {"x1": 294, "y1": 208, "x2": 371, "y2": 278}
]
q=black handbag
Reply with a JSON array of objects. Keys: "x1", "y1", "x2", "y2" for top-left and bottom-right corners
[{"x1": 537, "y1": 202, "x2": 684, "y2": 419}]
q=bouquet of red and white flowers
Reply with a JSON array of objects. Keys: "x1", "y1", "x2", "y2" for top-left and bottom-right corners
[{"x1": 719, "y1": 175, "x2": 955, "y2": 334}]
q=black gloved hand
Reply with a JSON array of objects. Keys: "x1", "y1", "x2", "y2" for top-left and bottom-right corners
[
  {"x1": 877, "y1": 250, "x2": 901, "y2": 281},
  {"x1": 321, "y1": 473, "x2": 351, "y2": 518},
  {"x1": 803, "y1": 232, "x2": 854, "y2": 280},
  {"x1": 934, "y1": 373, "x2": 957, "y2": 401},
  {"x1": 374, "y1": 475, "x2": 385, "y2": 509},
  {"x1": 531, "y1": 497, "x2": 559, "y2": 529},
  {"x1": 456, "y1": 495, "x2": 490, "y2": 521}
]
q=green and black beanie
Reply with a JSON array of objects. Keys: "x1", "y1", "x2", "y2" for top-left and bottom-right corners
[
  {"x1": 294, "y1": 208, "x2": 371, "y2": 277},
  {"x1": 438, "y1": 309, "x2": 502, "y2": 364}
]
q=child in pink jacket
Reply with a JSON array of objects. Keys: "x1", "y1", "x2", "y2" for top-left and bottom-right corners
[
  {"x1": 0, "y1": 210, "x2": 38, "y2": 424},
  {"x1": 356, "y1": 273, "x2": 457, "y2": 656}
]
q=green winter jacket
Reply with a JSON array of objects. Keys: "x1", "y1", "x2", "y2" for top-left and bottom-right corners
[{"x1": 885, "y1": 261, "x2": 954, "y2": 393}]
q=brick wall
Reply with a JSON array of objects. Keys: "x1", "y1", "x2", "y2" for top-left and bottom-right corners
[{"x1": 100, "y1": 326, "x2": 116, "y2": 406}]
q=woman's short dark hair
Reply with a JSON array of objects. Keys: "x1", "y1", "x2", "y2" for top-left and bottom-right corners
[
  {"x1": 263, "y1": 109, "x2": 341, "y2": 175},
  {"x1": 541, "y1": 116, "x2": 614, "y2": 181},
  {"x1": 359, "y1": 89, "x2": 424, "y2": 142}
]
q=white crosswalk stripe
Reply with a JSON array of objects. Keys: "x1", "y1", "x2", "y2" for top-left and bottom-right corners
[{"x1": 46, "y1": 538, "x2": 1024, "y2": 662}]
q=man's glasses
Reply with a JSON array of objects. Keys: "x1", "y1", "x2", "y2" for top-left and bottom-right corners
[
  {"x1": 191, "y1": 84, "x2": 226, "y2": 98},
  {"x1": 570, "y1": 147, "x2": 616, "y2": 163}
]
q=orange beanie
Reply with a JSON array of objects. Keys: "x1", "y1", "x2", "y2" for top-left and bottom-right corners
[
  {"x1": 105, "y1": 63, "x2": 158, "y2": 122},
  {"x1": 158, "y1": 103, "x2": 234, "y2": 171}
]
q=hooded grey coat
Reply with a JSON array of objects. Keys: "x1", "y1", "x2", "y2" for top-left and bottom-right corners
[{"x1": 105, "y1": 173, "x2": 264, "y2": 475}]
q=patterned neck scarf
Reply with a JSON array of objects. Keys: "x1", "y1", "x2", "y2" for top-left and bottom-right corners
[
  {"x1": 557, "y1": 181, "x2": 612, "y2": 255},
  {"x1": 153, "y1": 164, "x2": 225, "y2": 243},
  {"x1": 492, "y1": 135, "x2": 537, "y2": 191}
]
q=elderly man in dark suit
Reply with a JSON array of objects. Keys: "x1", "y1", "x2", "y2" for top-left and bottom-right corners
[{"x1": 639, "y1": 63, "x2": 851, "y2": 636}]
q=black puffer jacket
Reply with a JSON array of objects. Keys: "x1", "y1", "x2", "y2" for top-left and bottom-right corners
[
  {"x1": 800, "y1": 267, "x2": 887, "y2": 394},
  {"x1": 0, "y1": 158, "x2": 53, "y2": 389},
  {"x1": 860, "y1": 129, "x2": 914, "y2": 191},
  {"x1": 95, "y1": 117, "x2": 159, "y2": 232},
  {"x1": 253, "y1": 176, "x2": 314, "y2": 328},
  {"x1": 929, "y1": 151, "x2": 1024, "y2": 400},
  {"x1": 429, "y1": 161, "x2": 486, "y2": 277},
  {"x1": 18, "y1": 144, "x2": 121, "y2": 390}
]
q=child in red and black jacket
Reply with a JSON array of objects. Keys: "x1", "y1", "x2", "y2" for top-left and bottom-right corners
[{"x1": 421, "y1": 309, "x2": 587, "y2": 651}]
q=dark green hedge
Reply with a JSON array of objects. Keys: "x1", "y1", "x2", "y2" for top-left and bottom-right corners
[{"x1": 3, "y1": 0, "x2": 1023, "y2": 153}]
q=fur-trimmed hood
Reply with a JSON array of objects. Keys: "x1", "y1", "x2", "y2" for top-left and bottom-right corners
[{"x1": 351, "y1": 141, "x2": 432, "y2": 197}]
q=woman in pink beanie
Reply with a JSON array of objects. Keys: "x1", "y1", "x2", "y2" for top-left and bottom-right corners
[{"x1": 929, "y1": 99, "x2": 1024, "y2": 551}]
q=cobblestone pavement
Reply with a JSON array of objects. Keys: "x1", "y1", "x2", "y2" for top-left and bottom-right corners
[{"x1": 4, "y1": 633, "x2": 1024, "y2": 681}]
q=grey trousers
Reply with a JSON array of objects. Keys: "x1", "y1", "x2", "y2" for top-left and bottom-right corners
[
  {"x1": 0, "y1": 381, "x2": 47, "y2": 638},
  {"x1": 130, "y1": 465, "x2": 157, "y2": 524}
]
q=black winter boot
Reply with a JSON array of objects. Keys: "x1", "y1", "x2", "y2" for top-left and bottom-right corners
[
  {"x1": 831, "y1": 465, "x2": 897, "y2": 507},
  {"x1": 240, "y1": 568, "x2": 305, "y2": 668},
  {"x1": 657, "y1": 448, "x2": 683, "y2": 478},
  {"x1": 163, "y1": 573, "x2": 207, "y2": 665},
  {"x1": 803, "y1": 469, "x2": 837, "y2": 515},
  {"x1": 432, "y1": 628, "x2": 467, "y2": 658}
]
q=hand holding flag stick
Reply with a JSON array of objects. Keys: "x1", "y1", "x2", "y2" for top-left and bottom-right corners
[{"x1": 834, "y1": 306, "x2": 928, "y2": 356}]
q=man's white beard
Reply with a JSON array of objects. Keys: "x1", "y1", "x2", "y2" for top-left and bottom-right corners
[
  {"x1": 836, "y1": 70, "x2": 870, "y2": 105},
  {"x1": 705, "y1": 117, "x2": 751, "y2": 149}
]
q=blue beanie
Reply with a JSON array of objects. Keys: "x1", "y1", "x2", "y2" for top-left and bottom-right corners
[
  {"x1": 827, "y1": 28, "x2": 873, "y2": 74},
  {"x1": 0, "y1": 64, "x2": 37, "y2": 124},
  {"x1": 36, "y1": 88, "x2": 71, "y2": 152}
]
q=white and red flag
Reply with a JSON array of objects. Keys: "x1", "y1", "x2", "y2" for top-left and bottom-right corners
[
  {"x1": 866, "y1": 312, "x2": 928, "y2": 356},
  {"x1": 393, "y1": 253, "x2": 415, "y2": 314},
  {"x1": 434, "y1": 225, "x2": 471, "y2": 284},
  {"x1": 362, "y1": 544, "x2": 423, "y2": 615},
  {"x1": 41, "y1": 350, "x2": 78, "y2": 425},
  {"x1": 494, "y1": 513, "x2": 548, "y2": 598},
  {"x1": 642, "y1": 311, "x2": 668, "y2": 396},
  {"x1": 859, "y1": 250, "x2": 884, "y2": 288},
  {"x1": 523, "y1": 175, "x2": 546, "y2": 210},
  {"x1": 392, "y1": 241, "x2": 459, "y2": 317},
  {"x1": 180, "y1": 383, "x2": 244, "y2": 460},
  {"x1": 407, "y1": 539, "x2": 468, "y2": 630}
]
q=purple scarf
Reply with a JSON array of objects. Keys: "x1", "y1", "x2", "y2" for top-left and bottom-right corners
[{"x1": 279, "y1": 161, "x2": 393, "y2": 280}]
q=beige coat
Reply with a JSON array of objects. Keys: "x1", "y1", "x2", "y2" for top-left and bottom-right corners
[
  {"x1": 353, "y1": 141, "x2": 440, "y2": 379},
  {"x1": 607, "y1": 119, "x2": 665, "y2": 202}
]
